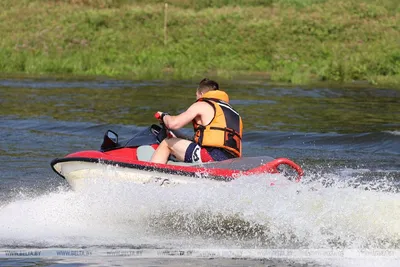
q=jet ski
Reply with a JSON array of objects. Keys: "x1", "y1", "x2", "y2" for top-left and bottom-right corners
[{"x1": 51, "y1": 120, "x2": 304, "y2": 190}]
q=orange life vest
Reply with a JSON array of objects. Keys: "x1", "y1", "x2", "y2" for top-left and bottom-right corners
[{"x1": 193, "y1": 90, "x2": 243, "y2": 157}]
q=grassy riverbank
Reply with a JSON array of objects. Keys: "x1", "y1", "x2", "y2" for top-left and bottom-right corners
[{"x1": 0, "y1": 0, "x2": 399, "y2": 85}]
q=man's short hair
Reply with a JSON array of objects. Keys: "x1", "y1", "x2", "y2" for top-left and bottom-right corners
[{"x1": 198, "y1": 78, "x2": 219, "y2": 93}]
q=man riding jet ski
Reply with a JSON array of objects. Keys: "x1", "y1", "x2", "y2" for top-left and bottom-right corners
[{"x1": 151, "y1": 78, "x2": 242, "y2": 165}]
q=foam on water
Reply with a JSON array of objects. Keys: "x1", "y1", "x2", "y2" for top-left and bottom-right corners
[
  {"x1": 0, "y1": 170, "x2": 399, "y2": 251},
  {"x1": 385, "y1": 130, "x2": 400, "y2": 136}
]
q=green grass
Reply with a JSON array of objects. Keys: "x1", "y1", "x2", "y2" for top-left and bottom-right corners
[{"x1": 0, "y1": 0, "x2": 399, "y2": 85}]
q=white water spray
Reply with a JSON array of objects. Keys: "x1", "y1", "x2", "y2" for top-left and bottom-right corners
[{"x1": 0, "y1": 172, "x2": 399, "y2": 250}]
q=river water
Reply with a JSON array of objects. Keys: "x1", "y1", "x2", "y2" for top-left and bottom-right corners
[{"x1": 0, "y1": 78, "x2": 399, "y2": 266}]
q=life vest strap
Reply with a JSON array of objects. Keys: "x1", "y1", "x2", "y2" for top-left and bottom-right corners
[{"x1": 209, "y1": 126, "x2": 242, "y2": 140}]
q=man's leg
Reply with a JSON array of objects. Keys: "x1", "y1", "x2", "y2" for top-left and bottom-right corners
[
  {"x1": 150, "y1": 139, "x2": 170, "y2": 164},
  {"x1": 151, "y1": 138, "x2": 192, "y2": 164},
  {"x1": 168, "y1": 138, "x2": 193, "y2": 162}
]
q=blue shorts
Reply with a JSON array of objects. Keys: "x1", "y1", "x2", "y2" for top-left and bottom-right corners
[{"x1": 184, "y1": 143, "x2": 234, "y2": 163}]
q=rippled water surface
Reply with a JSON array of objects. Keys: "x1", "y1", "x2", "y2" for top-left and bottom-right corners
[{"x1": 0, "y1": 78, "x2": 399, "y2": 267}]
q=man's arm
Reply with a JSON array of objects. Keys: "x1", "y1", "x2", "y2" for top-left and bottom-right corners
[{"x1": 161, "y1": 102, "x2": 207, "y2": 130}]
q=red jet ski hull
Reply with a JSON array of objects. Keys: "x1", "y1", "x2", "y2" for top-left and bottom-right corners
[{"x1": 51, "y1": 125, "x2": 303, "y2": 190}]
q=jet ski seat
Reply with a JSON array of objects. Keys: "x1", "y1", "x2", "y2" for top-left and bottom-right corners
[{"x1": 137, "y1": 145, "x2": 156, "y2": 162}]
